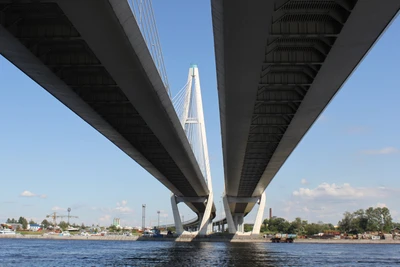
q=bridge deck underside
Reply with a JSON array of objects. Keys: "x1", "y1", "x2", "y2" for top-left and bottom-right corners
[
  {"x1": 214, "y1": 0, "x2": 399, "y2": 215},
  {"x1": 239, "y1": 0, "x2": 354, "y2": 198},
  {"x1": 0, "y1": 2, "x2": 204, "y2": 205}
]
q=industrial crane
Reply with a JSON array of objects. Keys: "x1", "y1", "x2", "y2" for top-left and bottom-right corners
[{"x1": 46, "y1": 208, "x2": 78, "y2": 228}]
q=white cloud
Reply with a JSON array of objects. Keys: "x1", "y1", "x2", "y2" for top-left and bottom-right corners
[
  {"x1": 361, "y1": 147, "x2": 399, "y2": 155},
  {"x1": 20, "y1": 190, "x2": 47, "y2": 198},
  {"x1": 274, "y1": 182, "x2": 400, "y2": 225},
  {"x1": 99, "y1": 215, "x2": 111, "y2": 222},
  {"x1": 391, "y1": 210, "x2": 400, "y2": 222},
  {"x1": 301, "y1": 178, "x2": 308, "y2": 185},
  {"x1": 302, "y1": 206, "x2": 310, "y2": 212},
  {"x1": 281, "y1": 183, "x2": 400, "y2": 223},
  {"x1": 293, "y1": 183, "x2": 365, "y2": 199},
  {"x1": 20, "y1": 190, "x2": 36, "y2": 197},
  {"x1": 115, "y1": 206, "x2": 131, "y2": 213},
  {"x1": 115, "y1": 200, "x2": 132, "y2": 214}
]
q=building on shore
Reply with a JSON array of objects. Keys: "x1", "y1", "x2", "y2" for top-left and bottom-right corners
[
  {"x1": 113, "y1": 218, "x2": 120, "y2": 227},
  {"x1": 1, "y1": 223, "x2": 22, "y2": 230},
  {"x1": 28, "y1": 224, "x2": 41, "y2": 231}
]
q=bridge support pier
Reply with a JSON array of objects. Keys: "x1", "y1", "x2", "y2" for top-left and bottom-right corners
[
  {"x1": 233, "y1": 214, "x2": 244, "y2": 233},
  {"x1": 170, "y1": 193, "x2": 184, "y2": 235},
  {"x1": 198, "y1": 192, "x2": 214, "y2": 235},
  {"x1": 171, "y1": 192, "x2": 214, "y2": 236},
  {"x1": 223, "y1": 191, "x2": 266, "y2": 234},
  {"x1": 252, "y1": 191, "x2": 266, "y2": 235},
  {"x1": 223, "y1": 193, "x2": 237, "y2": 233}
]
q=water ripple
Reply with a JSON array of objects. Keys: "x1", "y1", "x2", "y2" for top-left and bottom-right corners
[{"x1": 0, "y1": 239, "x2": 399, "y2": 266}]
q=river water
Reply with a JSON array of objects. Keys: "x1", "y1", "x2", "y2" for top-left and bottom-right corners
[{"x1": 0, "y1": 239, "x2": 399, "y2": 266}]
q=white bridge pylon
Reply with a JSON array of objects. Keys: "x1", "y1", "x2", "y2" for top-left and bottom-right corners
[{"x1": 171, "y1": 64, "x2": 214, "y2": 235}]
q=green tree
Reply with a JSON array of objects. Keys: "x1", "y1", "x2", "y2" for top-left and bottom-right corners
[
  {"x1": 58, "y1": 221, "x2": 68, "y2": 230},
  {"x1": 7, "y1": 218, "x2": 17, "y2": 224},
  {"x1": 244, "y1": 224, "x2": 253, "y2": 232},
  {"x1": 29, "y1": 219, "x2": 36, "y2": 224},
  {"x1": 381, "y1": 207, "x2": 393, "y2": 232},
  {"x1": 338, "y1": 207, "x2": 393, "y2": 234},
  {"x1": 352, "y1": 209, "x2": 368, "y2": 233},
  {"x1": 18, "y1": 217, "x2": 28, "y2": 230},
  {"x1": 365, "y1": 207, "x2": 392, "y2": 232},
  {"x1": 365, "y1": 207, "x2": 381, "y2": 231},
  {"x1": 304, "y1": 223, "x2": 322, "y2": 235},
  {"x1": 289, "y1": 217, "x2": 306, "y2": 235},
  {"x1": 41, "y1": 219, "x2": 51, "y2": 229},
  {"x1": 262, "y1": 219, "x2": 269, "y2": 232},
  {"x1": 268, "y1": 217, "x2": 290, "y2": 233},
  {"x1": 338, "y1": 211, "x2": 354, "y2": 233},
  {"x1": 108, "y1": 224, "x2": 117, "y2": 232}
]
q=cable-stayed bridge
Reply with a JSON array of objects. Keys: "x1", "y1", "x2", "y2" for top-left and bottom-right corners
[
  {"x1": 0, "y1": 0, "x2": 214, "y2": 235},
  {"x1": 1, "y1": 0, "x2": 399, "y2": 236}
]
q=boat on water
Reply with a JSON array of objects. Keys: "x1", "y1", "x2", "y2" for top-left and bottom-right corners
[
  {"x1": 66, "y1": 227, "x2": 80, "y2": 231},
  {"x1": 0, "y1": 229, "x2": 16, "y2": 235}
]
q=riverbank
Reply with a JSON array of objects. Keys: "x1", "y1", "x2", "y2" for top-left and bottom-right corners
[
  {"x1": 0, "y1": 234, "x2": 264, "y2": 242},
  {"x1": 1, "y1": 234, "x2": 400, "y2": 243},
  {"x1": 0, "y1": 234, "x2": 139, "y2": 241},
  {"x1": 295, "y1": 238, "x2": 400, "y2": 244}
]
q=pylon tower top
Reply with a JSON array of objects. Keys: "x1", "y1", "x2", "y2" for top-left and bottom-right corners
[{"x1": 172, "y1": 65, "x2": 212, "y2": 190}]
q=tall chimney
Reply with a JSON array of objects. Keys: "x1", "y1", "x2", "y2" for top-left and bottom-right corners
[{"x1": 269, "y1": 208, "x2": 272, "y2": 219}]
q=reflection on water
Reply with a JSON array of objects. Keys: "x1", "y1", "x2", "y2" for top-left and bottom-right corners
[{"x1": 0, "y1": 239, "x2": 400, "y2": 266}]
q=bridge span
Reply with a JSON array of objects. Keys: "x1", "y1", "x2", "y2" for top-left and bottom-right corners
[
  {"x1": 212, "y1": 0, "x2": 400, "y2": 233},
  {"x1": 0, "y1": 0, "x2": 214, "y2": 233}
]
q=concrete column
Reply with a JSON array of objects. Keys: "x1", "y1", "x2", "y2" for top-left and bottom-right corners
[
  {"x1": 197, "y1": 213, "x2": 204, "y2": 231},
  {"x1": 207, "y1": 220, "x2": 213, "y2": 234},
  {"x1": 199, "y1": 192, "x2": 214, "y2": 235},
  {"x1": 234, "y1": 214, "x2": 244, "y2": 233},
  {"x1": 240, "y1": 214, "x2": 244, "y2": 232},
  {"x1": 252, "y1": 191, "x2": 266, "y2": 235},
  {"x1": 170, "y1": 193, "x2": 184, "y2": 234},
  {"x1": 223, "y1": 193, "x2": 236, "y2": 233}
]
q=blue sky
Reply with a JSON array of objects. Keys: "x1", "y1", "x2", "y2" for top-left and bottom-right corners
[{"x1": 1, "y1": 2, "x2": 399, "y2": 227}]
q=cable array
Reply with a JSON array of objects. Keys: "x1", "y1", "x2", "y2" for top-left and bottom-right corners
[
  {"x1": 172, "y1": 81, "x2": 190, "y2": 125},
  {"x1": 127, "y1": 0, "x2": 170, "y2": 96}
]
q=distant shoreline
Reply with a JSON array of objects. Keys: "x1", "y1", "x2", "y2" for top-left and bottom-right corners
[
  {"x1": 294, "y1": 239, "x2": 400, "y2": 244},
  {"x1": 1, "y1": 235, "x2": 400, "y2": 244},
  {"x1": 0, "y1": 234, "x2": 140, "y2": 241}
]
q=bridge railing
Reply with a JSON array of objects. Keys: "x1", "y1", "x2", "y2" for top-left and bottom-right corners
[{"x1": 127, "y1": 0, "x2": 170, "y2": 96}]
